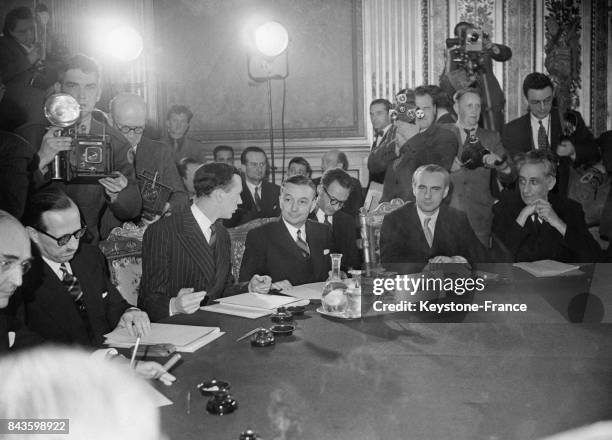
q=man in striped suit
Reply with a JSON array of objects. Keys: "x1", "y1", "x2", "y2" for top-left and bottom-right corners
[{"x1": 140, "y1": 163, "x2": 272, "y2": 321}]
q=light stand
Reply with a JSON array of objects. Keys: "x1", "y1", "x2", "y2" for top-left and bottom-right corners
[{"x1": 246, "y1": 21, "x2": 289, "y2": 184}]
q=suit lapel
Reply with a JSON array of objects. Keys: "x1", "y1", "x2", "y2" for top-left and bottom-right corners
[
  {"x1": 306, "y1": 221, "x2": 329, "y2": 277},
  {"x1": 176, "y1": 210, "x2": 216, "y2": 283}
]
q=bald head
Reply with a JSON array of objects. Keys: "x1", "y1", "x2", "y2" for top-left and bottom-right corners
[
  {"x1": 0, "y1": 211, "x2": 31, "y2": 307},
  {"x1": 110, "y1": 93, "x2": 146, "y2": 147}
]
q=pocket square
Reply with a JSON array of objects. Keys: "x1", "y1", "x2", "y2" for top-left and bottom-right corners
[
  {"x1": 101, "y1": 291, "x2": 108, "y2": 299},
  {"x1": 323, "y1": 249, "x2": 330, "y2": 255}
]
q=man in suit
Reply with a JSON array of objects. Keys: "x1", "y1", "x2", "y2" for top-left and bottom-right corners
[
  {"x1": 224, "y1": 146, "x2": 280, "y2": 227},
  {"x1": 492, "y1": 151, "x2": 602, "y2": 263},
  {"x1": 240, "y1": 175, "x2": 334, "y2": 286},
  {"x1": 446, "y1": 87, "x2": 516, "y2": 246},
  {"x1": 382, "y1": 85, "x2": 458, "y2": 202},
  {"x1": 314, "y1": 149, "x2": 363, "y2": 219},
  {"x1": 0, "y1": 131, "x2": 35, "y2": 219},
  {"x1": 0, "y1": 210, "x2": 34, "y2": 353},
  {"x1": 109, "y1": 93, "x2": 188, "y2": 223},
  {"x1": 19, "y1": 188, "x2": 151, "y2": 347},
  {"x1": 310, "y1": 168, "x2": 361, "y2": 270},
  {"x1": 367, "y1": 98, "x2": 393, "y2": 184},
  {"x1": 213, "y1": 145, "x2": 235, "y2": 165},
  {"x1": 502, "y1": 72, "x2": 600, "y2": 195},
  {"x1": 380, "y1": 164, "x2": 487, "y2": 273},
  {"x1": 16, "y1": 54, "x2": 141, "y2": 243},
  {"x1": 161, "y1": 105, "x2": 207, "y2": 163},
  {"x1": 140, "y1": 163, "x2": 271, "y2": 321}
]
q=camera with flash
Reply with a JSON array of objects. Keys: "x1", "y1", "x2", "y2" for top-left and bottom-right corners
[
  {"x1": 390, "y1": 90, "x2": 425, "y2": 124},
  {"x1": 44, "y1": 93, "x2": 114, "y2": 183}
]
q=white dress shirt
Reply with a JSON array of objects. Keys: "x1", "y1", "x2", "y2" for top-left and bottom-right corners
[
  {"x1": 416, "y1": 206, "x2": 440, "y2": 242},
  {"x1": 530, "y1": 113, "x2": 551, "y2": 149},
  {"x1": 190, "y1": 204, "x2": 213, "y2": 243}
]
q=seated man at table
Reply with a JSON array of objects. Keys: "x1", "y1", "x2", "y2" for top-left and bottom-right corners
[
  {"x1": 0, "y1": 210, "x2": 40, "y2": 353},
  {"x1": 140, "y1": 163, "x2": 271, "y2": 321},
  {"x1": 309, "y1": 168, "x2": 361, "y2": 270},
  {"x1": 239, "y1": 175, "x2": 333, "y2": 287},
  {"x1": 19, "y1": 188, "x2": 151, "y2": 347},
  {"x1": 492, "y1": 150, "x2": 602, "y2": 263},
  {"x1": 380, "y1": 164, "x2": 487, "y2": 272}
]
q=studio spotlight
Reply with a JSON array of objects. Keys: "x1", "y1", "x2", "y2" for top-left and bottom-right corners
[
  {"x1": 254, "y1": 21, "x2": 288, "y2": 58},
  {"x1": 106, "y1": 25, "x2": 143, "y2": 62}
]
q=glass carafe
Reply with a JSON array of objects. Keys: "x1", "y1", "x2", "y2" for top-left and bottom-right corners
[{"x1": 321, "y1": 253, "x2": 348, "y2": 314}]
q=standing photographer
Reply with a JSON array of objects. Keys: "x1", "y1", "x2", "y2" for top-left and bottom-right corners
[
  {"x1": 440, "y1": 21, "x2": 511, "y2": 134},
  {"x1": 444, "y1": 88, "x2": 516, "y2": 247}
]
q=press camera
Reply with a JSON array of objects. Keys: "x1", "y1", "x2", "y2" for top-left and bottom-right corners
[{"x1": 44, "y1": 93, "x2": 114, "y2": 183}]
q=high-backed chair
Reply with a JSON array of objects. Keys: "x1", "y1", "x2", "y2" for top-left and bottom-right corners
[
  {"x1": 359, "y1": 198, "x2": 406, "y2": 275},
  {"x1": 99, "y1": 223, "x2": 145, "y2": 306},
  {"x1": 227, "y1": 217, "x2": 278, "y2": 282}
]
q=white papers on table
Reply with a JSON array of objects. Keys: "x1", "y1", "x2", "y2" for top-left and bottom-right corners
[
  {"x1": 104, "y1": 323, "x2": 224, "y2": 353},
  {"x1": 514, "y1": 260, "x2": 580, "y2": 277},
  {"x1": 217, "y1": 292, "x2": 300, "y2": 309},
  {"x1": 201, "y1": 292, "x2": 309, "y2": 318},
  {"x1": 281, "y1": 282, "x2": 325, "y2": 300}
]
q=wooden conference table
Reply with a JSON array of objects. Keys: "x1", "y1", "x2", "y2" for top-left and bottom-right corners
[{"x1": 155, "y1": 264, "x2": 612, "y2": 440}]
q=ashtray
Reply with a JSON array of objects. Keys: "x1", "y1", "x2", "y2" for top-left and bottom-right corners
[
  {"x1": 270, "y1": 307, "x2": 293, "y2": 324},
  {"x1": 206, "y1": 390, "x2": 238, "y2": 415},
  {"x1": 251, "y1": 328, "x2": 275, "y2": 347},
  {"x1": 270, "y1": 324, "x2": 296, "y2": 336},
  {"x1": 197, "y1": 379, "x2": 231, "y2": 396},
  {"x1": 287, "y1": 305, "x2": 306, "y2": 316}
]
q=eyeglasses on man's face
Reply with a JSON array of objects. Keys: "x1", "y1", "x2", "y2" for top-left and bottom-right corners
[
  {"x1": 35, "y1": 226, "x2": 88, "y2": 247},
  {"x1": 0, "y1": 258, "x2": 32, "y2": 275},
  {"x1": 322, "y1": 185, "x2": 347, "y2": 208},
  {"x1": 116, "y1": 123, "x2": 145, "y2": 135}
]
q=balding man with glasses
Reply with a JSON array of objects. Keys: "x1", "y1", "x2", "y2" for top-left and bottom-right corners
[
  {"x1": 109, "y1": 92, "x2": 188, "y2": 225},
  {"x1": 18, "y1": 188, "x2": 151, "y2": 348}
]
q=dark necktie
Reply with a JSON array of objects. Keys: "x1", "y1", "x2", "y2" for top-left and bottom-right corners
[
  {"x1": 254, "y1": 186, "x2": 262, "y2": 212},
  {"x1": 209, "y1": 223, "x2": 216, "y2": 247},
  {"x1": 423, "y1": 217, "x2": 433, "y2": 248},
  {"x1": 538, "y1": 120, "x2": 549, "y2": 150},
  {"x1": 296, "y1": 230, "x2": 310, "y2": 258},
  {"x1": 463, "y1": 128, "x2": 474, "y2": 145},
  {"x1": 324, "y1": 214, "x2": 332, "y2": 228}
]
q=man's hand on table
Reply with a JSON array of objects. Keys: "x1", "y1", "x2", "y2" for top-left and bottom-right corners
[
  {"x1": 248, "y1": 274, "x2": 272, "y2": 293},
  {"x1": 170, "y1": 288, "x2": 207, "y2": 315},
  {"x1": 271, "y1": 280, "x2": 293, "y2": 292},
  {"x1": 117, "y1": 308, "x2": 151, "y2": 337},
  {"x1": 135, "y1": 361, "x2": 176, "y2": 386}
]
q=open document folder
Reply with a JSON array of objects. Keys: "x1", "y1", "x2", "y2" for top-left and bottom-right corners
[
  {"x1": 104, "y1": 323, "x2": 224, "y2": 353},
  {"x1": 201, "y1": 292, "x2": 309, "y2": 318}
]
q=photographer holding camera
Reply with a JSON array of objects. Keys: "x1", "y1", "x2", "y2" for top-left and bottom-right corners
[
  {"x1": 440, "y1": 21, "x2": 511, "y2": 134},
  {"x1": 16, "y1": 54, "x2": 141, "y2": 243},
  {"x1": 445, "y1": 88, "x2": 516, "y2": 247}
]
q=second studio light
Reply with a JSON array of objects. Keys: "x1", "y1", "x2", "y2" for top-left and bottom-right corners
[{"x1": 254, "y1": 21, "x2": 288, "y2": 58}]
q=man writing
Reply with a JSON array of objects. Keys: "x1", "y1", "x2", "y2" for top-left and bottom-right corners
[{"x1": 20, "y1": 188, "x2": 151, "y2": 347}]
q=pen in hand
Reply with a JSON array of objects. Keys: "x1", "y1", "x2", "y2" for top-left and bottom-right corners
[{"x1": 129, "y1": 335, "x2": 141, "y2": 369}]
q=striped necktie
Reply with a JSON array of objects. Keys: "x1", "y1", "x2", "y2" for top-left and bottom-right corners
[
  {"x1": 254, "y1": 186, "x2": 262, "y2": 211},
  {"x1": 423, "y1": 217, "x2": 433, "y2": 248},
  {"x1": 209, "y1": 223, "x2": 216, "y2": 247},
  {"x1": 60, "y1": 263, "x2": 83, "y2": 302},
  {"x1": 296, "y1": 230, "x2": 310, "y2": 258},
  {"x1": 324, "y1": 214, "x2": 332, "y2": 228},
  {"x1": 538, "y1": 120, "x2": 549, "y2": 150}
]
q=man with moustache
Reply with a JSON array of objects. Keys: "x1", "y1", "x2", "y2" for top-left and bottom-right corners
[
  {"x1": 19, "y1": 188, "x2": 151, "y2": 347},
  {"x1": 140, "y1": 163, "x2": 272, "y2": 322},
  {"x1": 492, "y1": 150, "x2": 602, "y2": 262},
  {"x1": 240, "y1": 175, "x2": 333, "y2": 287}
]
